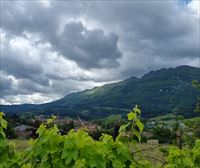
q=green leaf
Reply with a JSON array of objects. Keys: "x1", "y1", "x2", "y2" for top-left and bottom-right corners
[
  {"x1": 133, "y1": 105, "x2": 141, "y2": 114},
  {"x1": 0, "y1": 127, "x2": 6, "y2": 139},
  {"x1": 118, "y1": 123, "x2": 130, "y2": 133},
  {"x1": 133, "y1": 129, "x2": 141, "y2": 142},
  {"x1": 73, "y1": 159, "x2": 86, "y2": 168},
  {"x1": 1, "y1": 119, "x2": 7, "y2": 129},
  {"x1": 36, "y1": 124, "x2": 46, "y2": 136},
  {"x1": 127, "y1": 112, "x2": 136, "y2": 121},
  {"x1": 135, "y1": 119, "x2": 144, "y2": 132},
  {"x1": 47, "y1": 115, "x2": 56, "y2": 124},
  {"x1": 0, "y1": 112, "x2": 5, "y2": 118},
  {"x1": 0, "y1": 112, "x2": 7, "y2": 129}
]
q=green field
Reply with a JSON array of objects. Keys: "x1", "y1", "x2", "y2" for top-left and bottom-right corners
[{"x1": 9, "y1": 139, "x2": 29, "y2": 151}]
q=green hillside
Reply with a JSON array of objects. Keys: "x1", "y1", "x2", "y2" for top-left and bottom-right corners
[{"x1": 1, "y1": 65, "x2": 200, "y2": 119}]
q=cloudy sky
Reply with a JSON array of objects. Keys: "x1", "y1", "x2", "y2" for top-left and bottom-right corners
[{"x1": 0, "y1": 0, "x2": 199, "y2": 105}]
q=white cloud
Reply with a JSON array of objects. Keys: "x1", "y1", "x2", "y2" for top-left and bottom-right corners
[
  {"x1": 1, "y1": 30, "x2": 120, "y2": 104},
  {"x1": 39, "y1": 0, "x2": 51, "y2": 8},
  {"x1": 0, "y1": 0, "x2": 199, "y2": 104},
  {"x1": 188, "y1": 0, "x2": 200, "y2": 17},
  {"x1": 1, "y1": 93, "x2": 59, "y2": 105}
]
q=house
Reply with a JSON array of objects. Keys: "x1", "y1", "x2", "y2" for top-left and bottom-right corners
[
  {"x1": 147, "y1": 139, "x2": 159, "y2": 145},
  {"x1": 13, "y1": 125, "x2": 36, "y2": 139}
]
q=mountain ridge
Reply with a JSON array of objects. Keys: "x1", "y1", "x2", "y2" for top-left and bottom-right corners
[{"x1": 1, "y1": 65, "x2": 200, "y2": 119}]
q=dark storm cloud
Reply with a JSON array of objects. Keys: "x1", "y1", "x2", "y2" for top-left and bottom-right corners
[
  {"x1": 84, "y1": 0, "x2": 199, "y2": 77},
  {"x1": 0, "y1": 0, "x2": 199, "y2": 104},
  {"x1": 0, "y1": 73, "x2": 28, "y2": 97},
  {"x1": 52, "y1": 22, "x2": 121, "y2": 69},
  {"x1": 2, "y1": 53, "x2": 45, "y2": 84},
  {"x1": 0, "y1": 74, "x2": 12, "y2": 91},
  {"x1": 1, "y1": 0, "x2": 121, "y2": 69},
  {"x1": 1, "y1": 34, "x2": 48, "y2": 86}
]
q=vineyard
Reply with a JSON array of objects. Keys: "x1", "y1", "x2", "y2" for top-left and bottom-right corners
[
  {"x1": 1, "y1": 0, "x2": 199, "y2": 167},
  {"x1": 0, "y1": 106, "x2": 200, "y2": 168}
]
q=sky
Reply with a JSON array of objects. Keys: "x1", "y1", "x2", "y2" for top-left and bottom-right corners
[{"x1": 0, "y1": 0, "x2": 199, "y2": 105}]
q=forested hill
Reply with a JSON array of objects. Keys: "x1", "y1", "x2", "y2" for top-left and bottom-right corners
[{"x1": 1, "y1": 65, "x2": 200, "y2": 119}]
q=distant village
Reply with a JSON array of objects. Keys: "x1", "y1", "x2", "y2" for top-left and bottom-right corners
[
  {"x1": 5, "y1": 113, "x2": 199, "y2": 147},
  {"x1": 7, "y1": 115, "x2": 101, "y2": 139}
]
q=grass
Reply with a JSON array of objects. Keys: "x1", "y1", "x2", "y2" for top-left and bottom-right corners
[
  {"x1": 9, "y1": 139, "x2": 29, "y2": 151},
  {"x1": 147, "y1": 115, "x2": 200, "y2": 127},
  {"x1": 184, "y1": 116, "x2": 200, "y2": 123},
  {"x1": 130, "y1": 143, "x2": 170, "y2": 166},
  {"x1": 150, "y1": 114, "x2": 176, "y2": 121}
]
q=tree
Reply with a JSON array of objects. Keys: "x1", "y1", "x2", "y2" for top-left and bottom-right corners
[{"x1": 192, "y1": 80, "x2": 200, "y2": 112}]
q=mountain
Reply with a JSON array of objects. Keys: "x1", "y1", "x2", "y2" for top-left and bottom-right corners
[{"x1": 1, "y1": 65, "x2": 200, "y2": 119}]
